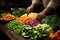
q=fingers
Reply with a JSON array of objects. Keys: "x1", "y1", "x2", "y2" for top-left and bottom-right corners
[
  {"x1": 26, "y1": 8, "x2": 30, "y2": 13},
  {"x1": 26, "y1": 8, "x2": 31, "y2": 15},
  {"x1": 35, "y1": 13, "x2": 46, "y2": 20},
  {"x1": 26, "y1": 7, "x2": 33, "y2": 15}
]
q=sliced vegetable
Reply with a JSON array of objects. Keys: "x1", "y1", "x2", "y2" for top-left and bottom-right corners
[
  {"x1": 42, "y1": 14, "x2": 60, "y2": 31},
  {"x1": 49, "y1": 30, "x2": 60, "y2": 40},
  {"x1": 28, "y1": 12, "x2": 38, "y2": 19},
  {"x1": 25, "y1": 19, "x2": 41, "y2": 27},
  {"x1": 16, "y1": 16, "x2": 32, "y2": 23},
  {"x1": 0, "y1": 13, "x2": 15, "y2": 20},
  {"x1": 7, "y1": 18, "x2": 53, "y2": 40}
]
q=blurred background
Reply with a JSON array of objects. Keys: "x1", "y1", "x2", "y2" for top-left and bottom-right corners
[{"x1": 0, "y1": 0, "x2": 32, "y2": 11}]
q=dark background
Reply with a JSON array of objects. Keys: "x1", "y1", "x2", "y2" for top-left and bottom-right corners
[
  {"x1": 0, "y1": 0, "x2": 32, "y2": 12},
  {"x1": 0, "y1": 0, "x2": 32, "y2": 8}
]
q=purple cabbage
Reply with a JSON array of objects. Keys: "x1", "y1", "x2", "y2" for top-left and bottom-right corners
[{"x1": 25, "y1": 19, "x2": 41, "y2": 27}]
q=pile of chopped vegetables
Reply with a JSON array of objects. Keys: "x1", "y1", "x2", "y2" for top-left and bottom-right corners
[
  {"x1": 25, "y1": 19, "x2": 41, "y2": 27},
  {"x1": 0, "y1": 13, "x2": 15, "y2": 20},
  {"x1": 49, "y1": 30, "x2": 60, "y2": 40},
  {"x1": 28, "y1": 13, "x2": 38, "y2": 19},
  {"x1": 42, "y1": 14, "x2": 60, "y2": 31},
  {"x1": 7, "y1": 20, "x2": 53, "y2": 40},
  {"x1": 16, "y1": 12, "x2": 38, "y2": 24},
  {"x1": 16, "y1": 16, "x2": 32, "y2": 23}
]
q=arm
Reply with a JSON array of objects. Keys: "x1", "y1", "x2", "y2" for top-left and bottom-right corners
[
  {"x1": 26, "y1": 0, "x2": 40, "y2": 14},
  {"x1": 37, "y1": 0, "x2": 56, "y2": 19},
  {"x1": 26, "y1": 3, "x2": 35, "y2": 14},
  {"x1": 40, "y1": 6, "x2": 52, "y2": 15},
  {"x1": 40, "y1": 0, "x2": 56, "y2": 15}
]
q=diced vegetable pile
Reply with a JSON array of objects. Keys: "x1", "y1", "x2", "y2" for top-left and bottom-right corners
[
  {"x1": 16, "y1": 16, "x2": 32, "y2": 23},
  {"x1": 25, "y1": 19, "x2": 41, "y2": 27},
  {"x1": 49, "y1": 30, "x2": 60, "y2": 40},
  {"x1": 42, "y1": 14, "x2": 60, "y2": 31},
  {"x1": 0, "y1": 13, "x2": 15, "y2": 20},
  {"x1": 7, "y1": 20, "x2": 53, "y2": 40}
]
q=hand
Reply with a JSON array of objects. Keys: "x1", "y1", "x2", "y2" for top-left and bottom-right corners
[
  {"x1": 36, "y1": 12, "x2": 46, "y2": 20},
  {"x1": 26, "y1": 6, "x2": 33, "y2": 15}
]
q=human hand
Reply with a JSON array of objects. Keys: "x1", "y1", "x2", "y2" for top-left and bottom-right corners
[
  {"x1": 36, "y1": 12, "x2": 46, "y2": 20},
  {"x1": 26, "y1": 6, "x2": 33, "y2": 15}
]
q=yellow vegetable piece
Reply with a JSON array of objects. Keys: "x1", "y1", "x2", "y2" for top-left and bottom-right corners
[{"x1": 28, "y1": 12, "x2": 38, "y2": 19}]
